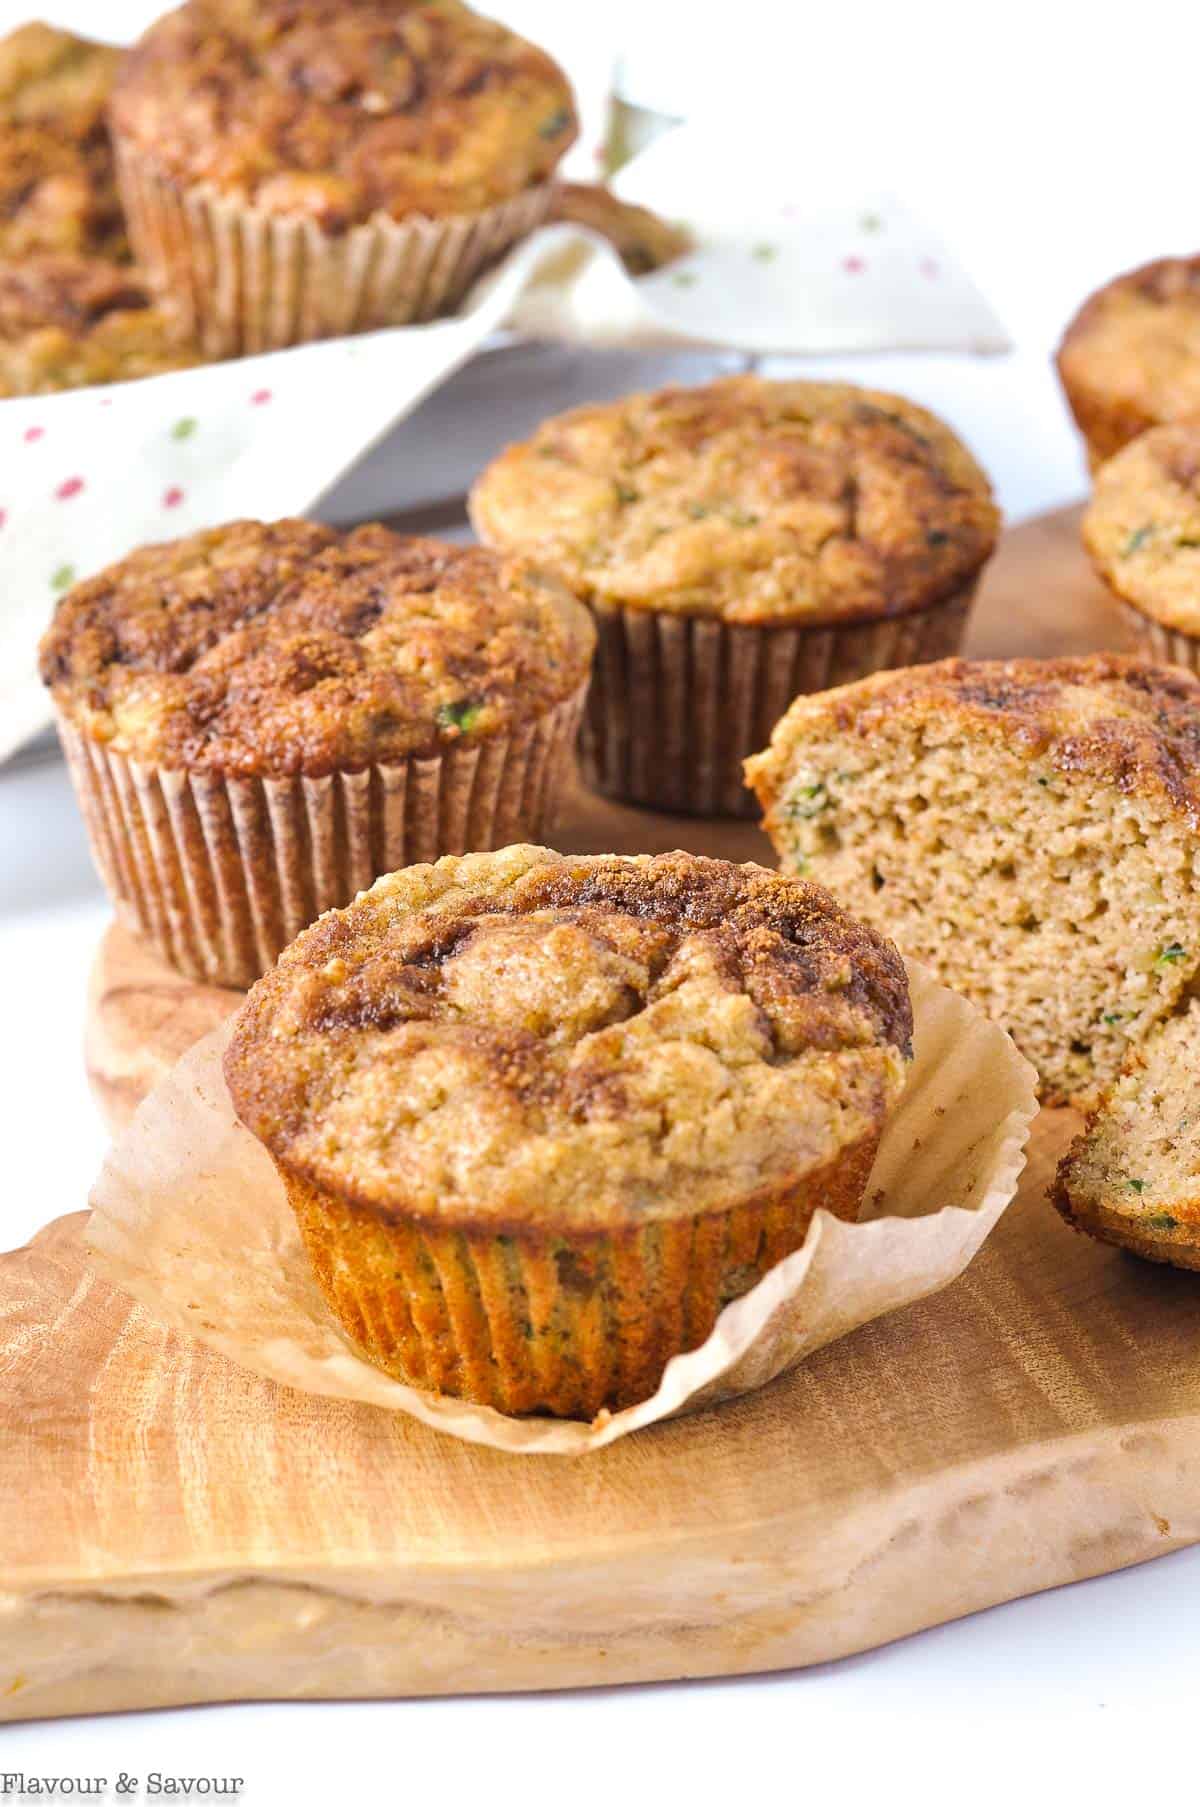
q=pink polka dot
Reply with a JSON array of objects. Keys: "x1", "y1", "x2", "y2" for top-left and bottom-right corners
[
  {"x1": 163, "y1": 485, "x2": 185, "y2": 509},
  {"x1": 55, "y1": 476, "x2": 84, "y2": 501},
  {"x1": 250, "y1": 388, "x2": 272, "y2": 405},
  {"x1": 842, "y1": 255, "x2": 866, "y2": 275},
  {"x1": 920, "y1": 256, "x2": 940, "y2": 279},
  {"x1": 23, "y1": 425, "x2": 44, "y2": 444},
  {"x1": 0, "y1": 508, "x2": 7, "y2": 529}
]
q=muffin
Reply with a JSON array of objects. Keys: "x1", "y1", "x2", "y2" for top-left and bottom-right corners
[
  {"x1": 223, "y1": 844, "x2": 913, "y2": 1418},
  {"x1": 1082, "y1": 424, "x2": 1200, "y2": 672},
  {"x1": 1053, "y1": 999, "x2": 1200, "y2": 1270},
  {"x1": 746, "y1": 654, "x2": 1200, "y2": 1109},
  {"x1": 0, "y1": 21, "x2": 120, "y2": 130},
  {"x1": 0, "y1": 23, "x2": 125, "y2": 262},
  {"x1": 0, "y1": 24, "x2": 200, "y2": 394},
  {"x1": 0, "y1": 254, "x2": 196, "y2": 395},
  {"x1": 109, "y1": 0, "x2": 577, "y2": 358},
  {"x1": 1057, "y1": 255, "x2": 1200, "y2": 470},
  {"x1": 470, "y1": 376, "x2": 999, "y2": 817},
  {"x1": 40, "y1": 523, "x2": 594, "y2": 988}
]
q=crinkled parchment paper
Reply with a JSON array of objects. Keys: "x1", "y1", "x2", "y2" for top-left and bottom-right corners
[{"x1": 86, "y1": 962, "x2": 1036, "y2": 1455}]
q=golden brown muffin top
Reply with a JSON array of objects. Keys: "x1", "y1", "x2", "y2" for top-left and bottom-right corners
[
  {"x1": 0, "y1": 22, "x2": 120, "y2": 130},
  {"x1": 470, "y1": 377, "x2": 998, "y2": 626},
  {"x1": 0, "y1": 25, "x2": 125, "y2": 260},
  {"x1": 747, "y1": 653, "x2": 1200, "y2": 830},
  {"x1": 224, "y1": 844, "x2": 912, "y2": 1230},
  {"x1": 110, "y1": 0, "x2": 577, "y2": 231},
  {"x1": 39, "y1": 521, "x2": 595, "y2": 777},
  {"x1": 1058, "y1": 256, "x2": 1200, "y2": 462},
  {"x1": 0, "y1": 253, "x2": 196, "y2": 395},
  {"x1": 1082, "y1": 426, "x2": 1200, "y2": 634}
]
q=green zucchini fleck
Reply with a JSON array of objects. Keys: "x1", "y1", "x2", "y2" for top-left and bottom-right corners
[
  {"x1": 786, "y1": 781, "x2": 830, "y2": 820},
  {"x1": 436, "y1": 700, "x2": 482, "y2": 734}
]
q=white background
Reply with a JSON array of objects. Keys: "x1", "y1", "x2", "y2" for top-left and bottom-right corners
[{"x1": 5, "y1": 2, "x2": 1200, "y2": 1801}]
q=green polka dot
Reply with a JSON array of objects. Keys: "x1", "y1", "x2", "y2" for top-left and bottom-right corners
[
  {"x1": 859, "y1": 212, "x2": 884, "y2": 234},
  {"x1": 752, "y1": 242, "x2": 778, "y2": 262},
  {"x1": 171, "y1": 416, "x2": 197, "y2": 440},
  {"x1": 672, "y1": 270, "x2": 697, "y2": 289},
  {"x1": 51, "y1": 563, "x2": 75, "y2": 592}
]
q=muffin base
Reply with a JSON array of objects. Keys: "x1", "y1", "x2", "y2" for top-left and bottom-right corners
[
  {"x1": 581, "y1": 582, "x2": 977, "y2": 818},
  {"x1": 1117, "y1": 601, "x2": 1200, "y2": 674},
  {"x1": 57, "y1": 688, "x2": 584, "y2": 989},
  {"x1": 280, "y1": 1135, "x2": 880, "y2": 1420},
  {"x1": 1052, "y1": 1180, "x2": 1200, "y2": 1270},
  {"x1": 114, "y1": 138, "x2": 556, "y2": 359}
]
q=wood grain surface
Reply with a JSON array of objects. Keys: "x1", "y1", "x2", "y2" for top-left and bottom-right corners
[{"x1": 10, "y1": 500, "x2": 1195, "y2": 1727}]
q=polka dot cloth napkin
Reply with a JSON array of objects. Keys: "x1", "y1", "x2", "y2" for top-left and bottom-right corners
[{"x1": 2, "y1": 122, "x2": 1007, "y2": 762}]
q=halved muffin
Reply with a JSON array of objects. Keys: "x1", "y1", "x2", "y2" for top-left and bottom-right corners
[
  {"x1": 223, "y1": 844, "x2": 913, "y2": 1418},
  {"x1": 1053, "y1": 999, "x2": 1200, "y2": 1269},
  {"x1": 40, "y1": 522, "x2": 594, "y2": 987},
  {"x1": 747, "y1": 654, "x2": 1200, "y2": 1108},
  {"x1": 471, "y1": 376, "x2": 998, "y2": 816}
]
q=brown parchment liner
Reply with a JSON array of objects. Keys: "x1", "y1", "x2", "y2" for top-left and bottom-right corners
[
  {"x1": 113, "y1": 137, "x2": 557, "y2": 359},
  {"x1": 1117, "y1": 600, "x2": 1200, "y2": 676},
  {"x1": 85, "y1": 960, "x2": 1037, "y2": 1456},
  {"x1": 580, "y1": 581, "x2": 977, "y2": 818},
  {"x1": 55, "y1": 686, "x2": 585, "y2": 989}
]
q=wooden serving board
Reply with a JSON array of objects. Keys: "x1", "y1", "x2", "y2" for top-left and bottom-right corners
[{"x1": 11, "y1": 501, "x2": 1199, "y2": 1728}]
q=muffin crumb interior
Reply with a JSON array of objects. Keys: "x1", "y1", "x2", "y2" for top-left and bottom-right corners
[{"x1": 748, "y1": 654, "x2": 1200, "y2": 1107}]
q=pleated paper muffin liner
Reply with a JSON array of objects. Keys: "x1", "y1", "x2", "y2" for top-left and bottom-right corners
[
  {"x1": 581, "y1": 581, "x2": 978, "y2": 818},
  {"x1": 85, "y1": 961, "x2": 1038, "y2": 1455},
  {"x1": 57, "y1": 687, "x2": 584, "y2": 989},
  {"x1": 1118, "y1": 602, "x2": 1200, "y2": 676},
  {"x1": 113, "y1": 137, "x2": 556, "y2": 359},
  {"x1": 279, "y1": 1134, "x2": 877, "y2": 1421}
]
